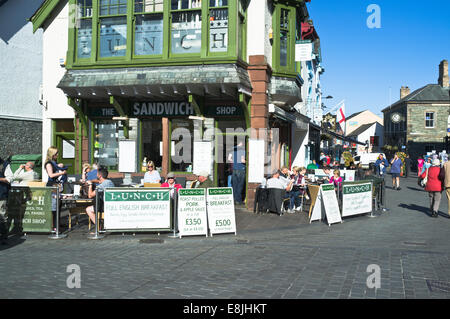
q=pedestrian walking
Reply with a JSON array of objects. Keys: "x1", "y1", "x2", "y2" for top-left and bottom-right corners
[
  {"x1": 405, "y1": 154, "x2": 412, "y2": 178},
  {"x1": 417, "y1": 156, "x2": 424, "y2": 177},
  {"x1": 375, "y1": 154, "x2": 389, "y2": 178},
  {"x1": 443, "y1": 159, "x2": 450, "y2": 217},
  {"x1": 420, "y1": 159, "x2": 445, "y2": 218},
  {"x1": 390, "y1": 154, "x2": 403, "y2": 190}
]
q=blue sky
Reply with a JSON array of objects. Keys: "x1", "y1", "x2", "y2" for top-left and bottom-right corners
[{"x1": 307, "y1": 0, "x2": 450, "y2": 118}]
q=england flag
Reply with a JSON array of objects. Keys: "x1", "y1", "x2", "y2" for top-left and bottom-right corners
[{"x1": 336, "y1": 102, "x2": 346, "y2": 134}]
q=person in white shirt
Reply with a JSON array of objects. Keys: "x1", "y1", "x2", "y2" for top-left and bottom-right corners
[
  {"x1": 266, "y1": 170, "x2": 293, "y2": 191},
  {"x1": 143, "y1": 160, "x2": 161, "y2": 183},
  {"x1": 0, "y1": 162, "x2": 38, "y2": 186}
]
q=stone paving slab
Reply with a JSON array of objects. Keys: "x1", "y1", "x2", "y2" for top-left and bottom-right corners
[{"x1": 0, "y1": 176, "x2": 450, "y2": 299}]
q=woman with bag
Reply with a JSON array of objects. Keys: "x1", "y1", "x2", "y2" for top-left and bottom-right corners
[{"x1": 420, "y1": 158, "x2": 444, "y2": 218}]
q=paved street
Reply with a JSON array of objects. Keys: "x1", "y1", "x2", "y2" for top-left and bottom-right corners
[{"x1": 1, "y1": 176, "x2": 450, "y2": 300}]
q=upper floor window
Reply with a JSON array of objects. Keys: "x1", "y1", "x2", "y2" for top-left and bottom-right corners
[
  {"x1": 134, "y1": 0, "x2": 164, "y2": 56},
  {"x1": 76, "y1": 0, "x2": 93, "y2": 59},
  {"x1": 272, "y1": 4, "x2": 294, "y2": 74},
  {"x1": 425, "y1": 112, "x2": 435, "y2": 128},
  {"x1": 279, "y1": 8, "x2": 289, "y2": 67},
  {"x1": 170, "y1": 1, "x2": 202, "y2": 54},
  {"x1": 99, "y1": 0, "x2": 128, "y2": 58},
  {"x1": 72, "y1": 0, "x2": 244, "y2": 65}
]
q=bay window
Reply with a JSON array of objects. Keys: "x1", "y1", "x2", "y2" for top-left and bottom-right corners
[
  {"x1": 170, "y1": 1, "x2": 202, "y2": 54},
  {"x1": 99, "y1": 0, "x2": 128, "y2": 58},
  {"x1": 134, "y1": 0, "x2": 164, "y2": 56},
  {"x1": 76, "y1": 0, "x2": 93, "y2": 59}
]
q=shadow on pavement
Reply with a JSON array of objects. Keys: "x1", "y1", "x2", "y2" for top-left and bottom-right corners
[
  {"x1": 0, "y1": 234, "x2": 26, "y2": 251},
  {"x1": 399, "y1": 203, "x2": 432, "y2": 217},
  {"x1": 407, "y1": 186, "x2": 425, "y2": 192}
]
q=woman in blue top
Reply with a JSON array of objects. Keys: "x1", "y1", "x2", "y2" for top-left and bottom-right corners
[{"x1": 390, "y1": 154, "x2": 403, "y2": 190}]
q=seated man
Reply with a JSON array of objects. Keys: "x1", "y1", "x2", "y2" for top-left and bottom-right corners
[
  {"x1": 0, "y1": 162, "x2": 39, "y2": 186},
  {"x1": 266, "y1": 170, "x2": 293, "y2": 215},
  {"x1": 85, "y1": 166, "x2": 115, "y2": 227},
  {"x1": 322, "y1": 166, "x2": 332, "y2": 183},
  {"x1": 191, "y1": 171, "x2": 214, "y2": 189},
  {"x1": 307, "y1": 160, "x2": 318, "y2": 170}
]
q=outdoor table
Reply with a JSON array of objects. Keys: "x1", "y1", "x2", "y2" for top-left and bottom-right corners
[{"x1": 60, "y1": 196, "x2": 94, "y2": 230}]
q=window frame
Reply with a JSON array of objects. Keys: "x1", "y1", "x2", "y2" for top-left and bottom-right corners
[
  {"x1": 272, "y1": 3, "x2": 296, "y2": 76},
  {"x1": 425, "y1": 111, "x2": 435, "y2": 128},
  {"x1": 68, "y1": 0, "x2": 245, "y2": 68},
  {"x1": 132, "y1": 0, "x2": 165, "y2": 59}
]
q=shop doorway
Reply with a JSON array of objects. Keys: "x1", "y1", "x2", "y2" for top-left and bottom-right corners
[
  {"x1": 142, "y1": 120, "x2": 163, "y2": 170},
  {"x1": 215, "y1": 120, "x2": 247, "y2": 203}
]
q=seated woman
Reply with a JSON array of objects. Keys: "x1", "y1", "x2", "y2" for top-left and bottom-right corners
[
  {"x1": 288, "y1": 167, "x2": 307, "y2": 213},
  {"x1": 161, "y1": 172, "x2": 182, "y2": 198},
  {"x1": 143, "y1": 160, "x2": 161, "y2": 184}
]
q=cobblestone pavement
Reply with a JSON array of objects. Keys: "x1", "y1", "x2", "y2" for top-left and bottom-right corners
[{"x1": 1, "y1": 176, "x2": 450, "y2": 299}]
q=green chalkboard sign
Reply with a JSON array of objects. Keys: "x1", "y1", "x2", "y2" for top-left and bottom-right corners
[{"x1": 7, "y1": 187, "x2": 53, "y2": 233}]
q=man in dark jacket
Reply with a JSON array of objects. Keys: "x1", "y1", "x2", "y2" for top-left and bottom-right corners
[{"x1": 404, "y1": 154, "x2": 412, "y2": 178}]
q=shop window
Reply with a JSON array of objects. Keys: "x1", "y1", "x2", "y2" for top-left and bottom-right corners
[
  {"x1": 134, "y1": 0, "x2": 164, "y2": 56},
  {"x1": 76, "y1": 0, "x2": 93, "y2": 59},
  {"x1": 209, "y1": 1, "x2": 228, "y2": 53},
  {"x1": 142, "y1": 120, "x2": 163, "y2": 168},
  {"x1": 94, "y1": 121, "x2": 125, "y2": 171},
  {"x1": 99, "y1": 0, "x2": 128, "y2": 58},
  {"x1": 171, "y1": 1, "x2": 202, "y2": 54}
]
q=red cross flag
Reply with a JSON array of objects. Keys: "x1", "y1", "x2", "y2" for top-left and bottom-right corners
[{"x1": 336, "y1": 102, "x2": 346, "y2": 133}]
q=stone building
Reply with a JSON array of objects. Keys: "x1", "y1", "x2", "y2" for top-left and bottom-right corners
[
  {"x1": 382, "y1": 60, "x2": 450, "y2": 160},
  {"x1": 0, "y1": 0, "x2": 44, "y2": 160}
]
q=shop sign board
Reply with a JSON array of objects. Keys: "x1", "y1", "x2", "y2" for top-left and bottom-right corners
[
  {"x1": 177, "y1": 189, "x2": 208, "y2": 238},
  {"x1": 206, "y1": 188, "x2": 236, "y2": 235},
  {"x1": 204, "y1": 105, "x2": 242, "y2": 117},
  {"x1": 104, "y1": 188, "x2": 171, "y2": 231},
  {"x1": 133, "y1": 102, "x2": 194, "y2": 116},
  {"x1": 320, "y1": 184, "x2": 342, "y2": 226},
  {"x1": 342, "y1": 182, "x2": 372, "y2": 217},
  {"x1": 7, "y1": 187, "x2": 53, "y2": 233}
]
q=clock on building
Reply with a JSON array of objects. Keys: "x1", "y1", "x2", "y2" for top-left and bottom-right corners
[{"x1": 391, "y1": 112, "x2": 401, "y2": 123}]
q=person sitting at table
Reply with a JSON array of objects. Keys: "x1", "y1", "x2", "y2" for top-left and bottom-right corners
[
  {"x1": 161, "y1": 172, "x2": 182, "y2": 198},
  {"x1": 329, "y1": 169, "x2": 343, "y2": 191},
  {"x1": 0, "y1": 162, "x2": 38, "y2": 186},
  {"x1": 322, "y1": 166, "x2": 332, "y2": 183},
  {"x1": 85, "y1": 166, "x2": 115, "y2": 227},
  {"x1": 266, "y1": 169, "x2": 293, "y2": 216},
  {"x1": 288, "y1": 167, "x2": 307, "y2": 213},
  {"x1": 191, "y1": 171, "x2": 214, "y2": 189},
  {"x1": 144, "y1": 160, "x2": 161, "y2": 184},
  {"x1": 81, "y1": 163, "x2": 91, "y2": 183}
]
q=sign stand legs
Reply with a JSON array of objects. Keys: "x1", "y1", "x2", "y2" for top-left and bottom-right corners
[
  {"x1": 168, "y1": 195, "x2": 179, "y2": 238},
  {"x1": 88, "y1": 190, "x2": 104, "y2": 240},
  {"x1": 49, "y1": 187, "x2": 67, "y2": 239}
]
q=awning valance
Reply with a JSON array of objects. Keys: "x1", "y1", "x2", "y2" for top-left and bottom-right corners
[{"x1": 57, "y1": 64, "x2": 252, "y2": 100}]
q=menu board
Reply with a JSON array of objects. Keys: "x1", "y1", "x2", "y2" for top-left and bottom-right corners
[
  {"x1": 320, "y1": 184, "x2": 342, "y2": 226},
  {"x1": 7, "y1": 187, "x2": 53, "y2": 233},
  {"x1": 177, "y1": 189, "x2": 208, "y2": 238},
  {"x1": 342, "y1": 182, "x2": 372, "y2": 217},
  {"x1": 206, "y1": 188, "x2": 236, "y2": 235},
  {"x1": 119, "y1": 140, "x2": 137, "y2": 173},
  {"x1": 104, "y1": 188, "x2": 171, "y2": 231}
]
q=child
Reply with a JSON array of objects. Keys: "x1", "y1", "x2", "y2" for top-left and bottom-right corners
[{"x1": 329, "y1": 169, "x2": 343, "y2": 191}]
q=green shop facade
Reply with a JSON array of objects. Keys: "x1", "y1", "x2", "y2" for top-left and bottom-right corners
[{"x1": 32, "y1": 0, "x2": 311, "y2": 209}]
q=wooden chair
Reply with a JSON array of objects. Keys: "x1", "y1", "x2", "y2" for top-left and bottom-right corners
[{"x1": 144, "y1": 183, "x2": 161, "y2": 188}]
